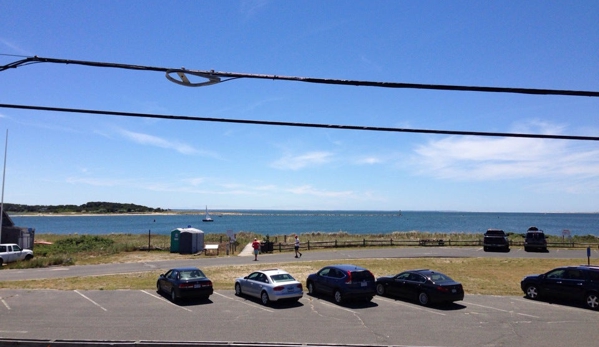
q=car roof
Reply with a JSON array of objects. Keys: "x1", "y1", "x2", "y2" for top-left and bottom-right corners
[
  {"x1": 257, "y1": 269, "x2": 290, "y2": 276},
  {"x1": 527, "y1": 226, "x2": 540, "y2": 231}
]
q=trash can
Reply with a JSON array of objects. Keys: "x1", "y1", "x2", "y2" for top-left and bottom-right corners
[{"x1": 260, "y1": 241, "x2": 274, "y2": 253}]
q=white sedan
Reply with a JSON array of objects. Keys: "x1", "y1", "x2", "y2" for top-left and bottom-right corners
[{"x1": 235, "y1": 268, "x2": 303, "y2": 305}]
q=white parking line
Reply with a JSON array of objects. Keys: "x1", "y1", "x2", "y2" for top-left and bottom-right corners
[
  {"x1": 375, "y1": 296, "x2": 446, "y2": 316},
  {"x1": 140, "y1": 290, "x2": 193, "y2": 312},
  {"x1": 1, "y1": 298, "x2": 10, "y2": 310},
  {"x1": 74, "y1": 290, "x2": 107, "y2": 311},
  {"x1": 212, "y1": 292, "x2": 274, "y2": 313},
  {"x1": 312, "y1": 298, "x2": 357, "y2": 314},
  {"x1": 462, "y1": 301, "x2": 539, "y2": 318}
]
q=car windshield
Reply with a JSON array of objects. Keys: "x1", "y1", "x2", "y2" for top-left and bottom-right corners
[
  {"x1": 350, "y1": 270, "x2": 373, "y2": 281},
  {"x1": 270, "y1": 274, "x2": 296, "y2": 282},
  {"x1": 428, "y1": 273, "x2": 452, "y2": 283},
  {"x1": 180, "y1": 270, "x2": 206, "y2": 279},
  {"x1": 527, "y1": 233, "x2": 545, "y2": 240}
]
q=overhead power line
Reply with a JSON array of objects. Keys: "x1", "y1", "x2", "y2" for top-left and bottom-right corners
[
  {"x1": 1, "y1": 56, "x2": 599, "y2": 97},
  {"x1": 1, "y1": 103, "x2": 598, "y2": 141}
]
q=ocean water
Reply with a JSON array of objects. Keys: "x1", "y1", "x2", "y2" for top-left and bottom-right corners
[{"x1": 8, "y1": 210, "x2": 599, "y2": 237}]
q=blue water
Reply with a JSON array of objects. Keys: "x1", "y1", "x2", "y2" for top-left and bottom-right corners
[{"x1": 8, "y1": 210, "x2": 599, "y2": 237}]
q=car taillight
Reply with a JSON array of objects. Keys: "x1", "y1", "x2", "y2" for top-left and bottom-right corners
[
  {"x1": 297, "y1": 283, "x2": 303, "y2": 290},
  {"x1": 273, "y1": 286, "x2": 285, "y2": 291},
  {"x1": 345, "y1": 271, "x2": 352, "y2": 284},
  {"x1": 436, "y1": 286, "x2": 449, "y2": 293},
  {"x1": 179, "y1": 283, "x2": 194, "y2": 289}
]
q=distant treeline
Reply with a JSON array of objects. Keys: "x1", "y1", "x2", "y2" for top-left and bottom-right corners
[{"x1": 2, "y1": 202, "x2": 169, "y2": 214}]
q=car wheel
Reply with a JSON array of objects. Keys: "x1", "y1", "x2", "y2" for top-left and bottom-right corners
[
  {"x1": 235, "y1": 283, "x2": 242, "y2": 296},
  {"x1": 585, "y1": 293, "x2": 599, "y2": 310},
  {"x1": 524, "y1": 247, "x2": 530, "y2": 252},
  {"x1": 376, "y1": 283, "x2": 386, "y2": 296},
  {"x1": 260, "y1": 291, "x2": 270, "y2": 306},
  {"x1": 483, "y1": 246, "x2": 488, "y2": 252},
  {"x1": 307, "y1": 282, "x2": 315, "y2": 295},
  {"x1": 333, "y1": 290, "x2": 343, "y2": 304},
  {"x1": 418, "y1": 292, "x2": 430, "y2": 306},
  {"x1": 170, "y1": 289, "x2": 178, "y2": 303},
  {"x1": 525, "y1": 285, "x2": 539, "y2": 300},
  {"x1": 156, "y1": 282, "x2": 161, "y2": 294},
  {"x1": 25, "y1": 254, "x2": 33, "y2": 260}
]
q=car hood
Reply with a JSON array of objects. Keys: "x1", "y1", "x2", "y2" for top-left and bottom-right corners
[{"x1": 376, "y1": 276, "x2": 395, "y2": 281}]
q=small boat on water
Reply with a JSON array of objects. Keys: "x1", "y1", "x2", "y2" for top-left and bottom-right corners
[{"x1": 202, "y1": 206, "x2": 213, "y2": 222}]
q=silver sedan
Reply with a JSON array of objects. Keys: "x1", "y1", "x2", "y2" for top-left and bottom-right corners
[{"x1": 234, "y1": 268, "x2": 303, "y2": 305}]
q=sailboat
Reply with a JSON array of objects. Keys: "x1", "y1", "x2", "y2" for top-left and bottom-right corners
[{"x1": 202, "y1": 206, "x2": 213, "y2": 222}]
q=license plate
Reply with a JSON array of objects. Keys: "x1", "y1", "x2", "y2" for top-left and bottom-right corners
[
  {"x1": 287, "y1": 287, "x2": 294, "y2": 292},
  {"x1": 451, "y1": 289, "x2": 456, "y2": 293},
  {"x1": 361, "y1": 281, "x2": 367, "y2": 287}
]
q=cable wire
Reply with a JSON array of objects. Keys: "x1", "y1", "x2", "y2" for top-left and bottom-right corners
[
  {"x1": 1, "y1": 103, "x2": 597, "y2": 141},
  {"x1": 1, "y1": 56, "x2": 598, "y2": 97}
]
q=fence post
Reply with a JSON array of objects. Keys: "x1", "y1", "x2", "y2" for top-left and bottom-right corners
[
  {"x1": 363, "y1": 238, "x2": 366, "y2": 247},
  {"x1": 335, "y1": 240, "x2": 338, "y2": 248},
  {"x1": 278, "y1": 243, "x2": 281, "y2": 252},
  {"x1": 390, "y1": 238, "x2": 393, "y2": 246},
  {"x1": 307, "y1": 240, "x2": 310, "y2": 250}
]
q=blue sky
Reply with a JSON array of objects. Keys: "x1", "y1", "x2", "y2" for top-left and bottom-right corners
[{"x1": 0, "y1": 1, "x2": 598, "y2": 212}]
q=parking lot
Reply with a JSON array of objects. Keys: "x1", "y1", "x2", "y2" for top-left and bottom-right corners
[{"x1": 1, "y1": 288, "x2": 597, "y2": 347}]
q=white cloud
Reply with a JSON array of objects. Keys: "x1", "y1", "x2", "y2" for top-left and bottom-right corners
[
  {"x1": 118, "y1": 129, "x2": 196, "y2": 154},
  {"x1": 271, "y1": 151, "x2": 334, "y2": 170},
  {"x1": 286, "y1": 185, "x2": 354, "y2": 198},
  {"x1": 412, "y1": 125, "x2": 599, "y2": 190}
]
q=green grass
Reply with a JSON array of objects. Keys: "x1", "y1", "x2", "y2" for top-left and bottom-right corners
[{"x1": 1, "y1": 232, "x2": 597, "y2": 296}]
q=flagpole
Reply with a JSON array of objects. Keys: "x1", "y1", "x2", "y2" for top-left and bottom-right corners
[{"x1": 0, "y1": 129, "x2": 7, "y2": 244}]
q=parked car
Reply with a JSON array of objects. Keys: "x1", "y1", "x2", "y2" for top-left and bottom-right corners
[
  {"x1": 521, "y1": 265, "x2": 599, "y2": 310},
  {"x1": 483, "y1": 229, "x2": 510, "y2": 252},
  {"x1": 524, "y1": 226, "x2": 548, "y2": 252},
  {"x1": 156, "y1": 267, "x2": 213, "y2": 302},
  {"x1": 376, "y1": 269, "x2": 464, "y2": 306},
  {"x1": 0, "y1": 243, "x2": 33, "y2": 264},
  {"x1": 306, "y1": 264, "x2": 376, "y2": 304},
  {"x1": 234, "y1": 269, "x2": 303, "y2": 305}
]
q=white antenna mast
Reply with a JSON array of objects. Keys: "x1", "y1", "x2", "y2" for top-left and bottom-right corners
[{"x1": 0, "y1": 129, "x2": 7, "y2": 243}]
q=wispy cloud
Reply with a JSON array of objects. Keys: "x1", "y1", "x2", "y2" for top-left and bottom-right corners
[
  {"x1": 116, "y1": 128, "x2": 218, "y2": 157},
  {"x1": 271, "y1": 151, "x2": 334, "y2": 170},
  {"x1": 412, "y1": 121, "x2": 599, "y2": 191},
  {"x1": 286, "y1": 185, "x2": 354, "y2": 198},
  {"x1": 0, "y1": 38, "x2": 32, "y2": 56}
]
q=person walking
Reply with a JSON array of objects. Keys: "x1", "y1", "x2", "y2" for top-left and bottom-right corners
[
  {"x1": 252, "y1": 238, "x2": 261, "y2": 261},
  {"x1": 294, "y1": 235, "x2": 302, "y2": 258}
]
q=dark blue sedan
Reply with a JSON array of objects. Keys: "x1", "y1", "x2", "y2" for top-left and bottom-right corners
[
  {"x1": 306, "y1": 264, "x2": 376, "y2": 304},
  {"x1": 156, "y1": 267, "x2": 213, "y2": 303},
  {"x1": 375, "y1": 269, "x2": 464, "y2": 306}
]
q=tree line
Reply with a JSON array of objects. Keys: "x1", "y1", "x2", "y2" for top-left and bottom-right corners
[{"x1": 2, "y1": 202, "x2": 168, "y2": 214}]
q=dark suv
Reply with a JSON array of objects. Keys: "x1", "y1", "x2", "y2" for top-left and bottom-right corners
[
  {"x1": 524, "y1": 226, "x2": 548, "y2": 252},
  {"x1": 483, "y1": 229, "x2": 510, "y2": 252},
  {"x1": 306, "y1": 264, "x2": 376, "y2": 304},
  {"x1": 521, "y1": 265, "x2": 599, "y2": 310}
]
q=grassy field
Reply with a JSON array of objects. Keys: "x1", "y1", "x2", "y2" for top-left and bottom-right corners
[{"x1": 1, "y1": 232, "x2": 596, "y2": 296}]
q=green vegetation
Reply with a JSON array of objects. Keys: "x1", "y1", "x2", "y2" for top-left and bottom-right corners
[
  {"x1": 3, "y1": 201, "x2": 168, "y2": 214},
  {"x1": 1, "y1": 232, "x2": 597, "y2": 296}
]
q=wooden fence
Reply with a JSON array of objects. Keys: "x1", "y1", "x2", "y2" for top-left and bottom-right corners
[{"x1": 257, "y1": 238, "x2": 599, "y2": 254}]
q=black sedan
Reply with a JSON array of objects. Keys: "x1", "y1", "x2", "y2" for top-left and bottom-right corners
[
  {"x1": 156, "y1": 267, "x2": 213, "y2": 303},
  {"x1": 375, "y1": 269, "x2": 464, "y2": 306},
  {"x1": 521, "y1": 265, "x2": 599, "y2": 310}
]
